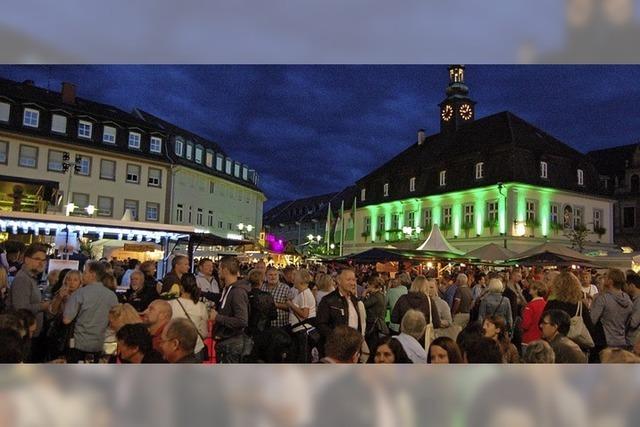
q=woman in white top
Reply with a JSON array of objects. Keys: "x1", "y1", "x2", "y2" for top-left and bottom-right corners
[
  {"x1": 168, "y1": 273, "x2": 209, "y2": 354},
  {"x1": 288, "y1": 269, "x2": 316, "y2": 332}
]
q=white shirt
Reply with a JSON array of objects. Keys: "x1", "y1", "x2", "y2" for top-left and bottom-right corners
[
  {"x1": 338, "y1": 290, "x2": 359, "y2": 330},
  {"x1": 289, "y1": 288, "x2": 316, "y2": 332},
  {"x1": 582, "y1": 284, "x2": 599, "y2": 299},
  {"x1": 196, "y1": 272, "x2": 219, "y2": 294},
  {"x1": 169, "y1": 297, "x2": 209, "y2": 352}
]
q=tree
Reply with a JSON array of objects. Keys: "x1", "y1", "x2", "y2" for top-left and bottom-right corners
[{"x1": 565, "y1": 224, "x2": 589, "y2": 252}]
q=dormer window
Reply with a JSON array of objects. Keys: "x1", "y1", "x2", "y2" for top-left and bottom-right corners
[
  {"x1": 0, "y1": 102, "x2": 10, "y2": 122},
  {"x1": 577, "y1": 169, "x2": 584, "y2": 186},
  {"x1": 51, "y1": 114, "x2": 67, "y2": 134},
  {"x1": 475, "y1": 162, "x2": 484, "y2": 179},
  {"x1": 78, "y1": 120, "x2": 92, "y2": 139},
  {"x1": 383, "y1": 183, "x2": 389, "y2": 197},
  {"x1": 103, "y1": 126, "x2": 116, "y2": 144},
  {"x1": 150, "y1": 136, "x2": 162, "y2": 153},
  {"x1": 23, "y1": 108, "x2": 39, "y2": 128},
  {"x1": 195, "y1": 145, "x2": 203, "y2": 163},
  {"x1": 205, "y1": 150, "x2": 214, "y2": 167},
  {"x1": 225, "y1": 158, "x2": 232, "y2": 174},
  {"x1": 540, "y1": 161, "x2": 548, "y2": 179},
  {"x1": 186, "y1": 142, "x2": 193, "y2": 159},
  {"x1": 175, "y1": 138, "x2": 184, "y2": 156},
  {"x1": 409, "y1": 177, "x2": 416, "y2": 192},
  {"x1": 439, "y1": 170, "x2": 446, "y2": 186},
  {"x1": 128, "y1": 131, "x2": 141, "y2": 149},
  {"x1": 361, "y1": 188, "x2": 366, "y2": 201},
  {"x1": 216, "y1": 154, "x2": 223, "y2": 170}
]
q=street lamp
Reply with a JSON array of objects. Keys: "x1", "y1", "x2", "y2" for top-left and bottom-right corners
[
  {"x1": 65, "y1": 203, "x2": 76, "y2": 216},
  {"x1": 85, "y1": 205, "x2": 96, "y2": 216}
]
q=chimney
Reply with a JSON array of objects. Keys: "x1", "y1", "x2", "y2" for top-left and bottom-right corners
[
  {"x1": 61, "y1": 82, "x2": 76, "y2": 104},
  {"x1": 417, "y1": 129, "x2": 426, "y2": 145}
]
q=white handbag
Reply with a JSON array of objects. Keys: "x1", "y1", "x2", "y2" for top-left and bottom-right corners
[{"x1": 568, "y1": 301, "x2": 594, "y2": 349}]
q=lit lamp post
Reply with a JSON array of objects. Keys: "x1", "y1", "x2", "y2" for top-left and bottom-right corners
[
  {"x1": 85, "y1": 204, "x2": 96, "y2": 217},
  {"x1": 307, "y1": 234, "x2": 322, "y2": 255},
  {"x1": 237, "y1": 223, "x2": 255, "y2": 239},
  {"x1": 402, "y1": 226, "x2": 422, "y2": 239}
]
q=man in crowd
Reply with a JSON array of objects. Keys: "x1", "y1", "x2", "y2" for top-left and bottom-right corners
[
  {"x1": 317, "y1": 268, "x2": 363, "y2": 355},
  {"x1": 116, "y1": 323, "x2": 164, "y2": 363},
  {"x1": 320, "y1": 325, "x2": 363, "y2": 363},
  {"x1": 159, "y1": 318, "x2": 200, "y2": 363},
  {"x1": 63, "y1": 260, "x2": 119, "y2": 363},
  {"x1": 540, "y1": 309, "x2": 587, "y2": 363},
  {"x1": 142, "y1": 299, "x2": 173, "y2": 353},
  {"x1": 451, "y1": 273, "x2": 473, "y2": 329},
  {"x1": 210, "y1": 256, "x2": 251, "y2": 363},
  {"x1": 472, "y1": 272, "x2": 487, "y2": 301},
  {"x1": 580, "y1": 269, "x2": 599, "y2": 308},
  {"x1": 591, "y1": 269, "x2": 633, "y2": 351},
  {"x1": 260, "y1": 267, "x2": 290, "y2": 328},
  {"x1": 195, "y1": 258, "x2": 220, "y2": 301},
  {"x1": 160, "y1": 254, "x2": 190, "y2": 295},
  {"x1": 120, "y1": 259, "x2": 140, "y2": 289}
]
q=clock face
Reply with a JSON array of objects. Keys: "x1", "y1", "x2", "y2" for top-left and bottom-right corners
[
  {"x1": 460, "y1": 103, "x2": 473, "y2": 120},
  {"x1": 441, "y1": 105, "x2": 454, "y2": 121}
]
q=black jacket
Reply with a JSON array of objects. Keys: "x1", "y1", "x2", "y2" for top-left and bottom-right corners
[
  {"x1": 248, "y1": 288, "x2": 277, "y2": 336},
  {"x1": 390, "y1": 292, "x2": 441, "y2": 328},
  {"x1": 215, "y1": 279, "x2": 251, "y2": 341},
  {"x1": 316, "y1": 289, "x2": 363, "y2": 339}
]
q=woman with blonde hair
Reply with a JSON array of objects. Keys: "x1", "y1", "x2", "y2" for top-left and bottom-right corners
[
  {"x1": 543, "y1": 271, "x2": 595, "y2": 350},
  {"x1": 315, "y1": 273, "x2": 335, "y2": 306},
  {"x1": 391, "y1": 275, "x2": 441, "y2": 329},
  {"x1": 105, "y1": 303, "x2": 143, "y2": 357},
  {"x1": 45, "y1": 270, "x2": 83, "y2": 360}
]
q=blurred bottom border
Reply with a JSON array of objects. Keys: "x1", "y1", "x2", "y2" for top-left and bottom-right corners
[{"x1": 1, "y1": 364, "x2": 639, "y2": 427}]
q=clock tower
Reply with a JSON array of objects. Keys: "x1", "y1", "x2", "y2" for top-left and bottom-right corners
[{"x1": 439, "y1": 65, "x2": 476, "y2": 133}]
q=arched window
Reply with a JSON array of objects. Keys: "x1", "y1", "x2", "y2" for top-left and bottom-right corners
[{"x1": 631, "y1": 174, "x2": 639, "y2": 193}]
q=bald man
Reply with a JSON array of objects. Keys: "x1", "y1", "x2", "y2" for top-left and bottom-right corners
[{"x1": 142, "y1": 300, "x2": 173, "y2": 353}]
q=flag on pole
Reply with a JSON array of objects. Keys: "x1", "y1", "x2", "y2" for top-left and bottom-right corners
[
  {"x1": 325, "y1": 202, "x2": 332, "y2": 252},
  {"x1": 339, "y1": 200, "x2": 345, "y2": 256},
  {"x1": 351, "y1": 196, "x2": 357, "y2": 242}
]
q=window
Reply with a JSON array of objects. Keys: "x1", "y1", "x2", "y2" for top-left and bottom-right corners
[
  {"x1": 22, "y1": 108, "x2": 39, "y2": 127},
  {"x1": 149, "y1": 136, "x2": 162, "y2": 153},
  {"x1": 47, "y1": 150, "x2": 64, "y2": 172},
  {"x1": 439, "y1": 170, "x2": 446, "y2": 186},
  {"x1": 391, "y1": 213, "x2": 399, "y2": 230},
  {"x1": 126, "y1": 164, "x2": 140, "y2": 184},
  {"x1": 377, "y1": 215, "x2": 385, "y2": 233},
  {"x1": 128, "y1": 132, "x2": 141, "y2": 149},
  {"x1": 464, "y1": 204, "x2": 474, "y2": 224},
  {"x1": 97, "y1": 196, "x2": 113, "y2": 217},
  {"x1": 103, "y1": 126, "x2": 116, "y2": 144},
  {"x1": 146, "y1": 203, "x2": 160, "y2": 222},
  {"x1": 209, "y1": 181, "x2": 215, "y2": 194},
  {"x1": 234, "y1": 162, "x2": 241, "y2": 177},
  {"x1": 487, "y1": 201, "x2": 498, "y2": 222},
  {"x1": 574, "y1": 207, "x2": 583, "y2": 228},
  {"x1": 363, "y1": 216, "x2": 371, "y2": 234},
  {"x1": 0, "y1": 102, "x2": 9, "y2": 122},
  {"x1": 475, "y1": 162, "x2": 484, "y2": 179},
  {"x1": 383, "y1": 183, "x2": 389, "y2": 197},
  {"x1": 593, "y1": 209, "x2": 603, "y2": 229},
  {"x1": 186, "y1": 142, "x2": 193, "y2": 160},
  {"x1": 205, "y1": 150, "x2": 213, "y2": 167},
  {"x1": 526, "y1": 200, "x2": 536, "y2": 221},
  {"x1": 147, "y1": 168, "x2": 161, "y2": 187},
  {"x1": 218, "y1": 220, "x2": 223, "y2": 229},
  {"x1": 124, "y1": 200, "x2": 139, "y2": 221},
  {"x1": 242, "y1": 166, "x2": 248, "y2": 180},
  {"x1": 197, "y1": 208, "x2": 203, "y2": 225},
  {"x1": 176, "y1": 204, "x2": 184, "y2": 222},
  {"x1": 100, "y1": 159, "x2": 116, "y2": 180},
  {"x1": 208, "y1": 210, "x2": 214, "y2": 227},
  {"x1": 623, "y1": 207, "x2": 635, "y2": 228},
  {"x1": 18, "y1": 144, "x2": 38, "y2": 168},
  {"x1": 632, "y1": 175, "x2": 640, "y2": 193},
  {"x1": 216, "y1": 155, "x2": 223, "y2": 171},
  {"x1": 72, "y1": 193, "x2": 90, "y2": 211},
  {"x1": 360, "y1": 188, "x2": 366, "y2": 201},
  {"x1": 442, "y1": 206, "x2": 452, "y2": 225},
  {"x1": 225, "y1": 159, "x2": 232, "y2": 174},
  {"x1": 175, "y1": 138, "x2": 184, "y2": 156},
  {"x1": 75, "y1": 156, "x2": 91, "y2": 176},
  {"x1": 195, "y1": 145, "x2": 203, "y2": 163},
  {"x1": 188, "y1": 207, "x2": 192, "y2": 223},
  {"x1": 550, "y1": 204, "x2": 559, "y2": 224},
  {"x1": 409, "y1": 177, "x2": 416, "y2": 192},
  {"x1": 51, "y1": 114, "x2": 67, "y2": 134},
  {"x1": 577, "y1": 169, "x2": 584, "y2": 186},
  {"x1": 78, "y1": 120, "x2": 92, "y2": 139},
  {"x1": 424, "y1": 208, "x2": 432, "y2": 229},
  {"x1": 540, "y1": 161, "x2": 548, "y2": 179},
  {"x1": 407, "y1": 211, "x2": 415, "y2": 227},
  {"x1": 227, "y1": 222, "x2": 232, "y2": 230},
  {"x1": 0, "y1": 141, "x2": 7, "y2": 164}
]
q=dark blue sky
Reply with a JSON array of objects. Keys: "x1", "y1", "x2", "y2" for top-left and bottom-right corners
[{"x1": 1, "y1": 65, "x2": 639, "y2": 210}]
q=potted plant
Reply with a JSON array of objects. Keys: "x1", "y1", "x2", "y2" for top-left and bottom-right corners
[
  {"x1": 440, "y1": 222, "x2": 451, "y2": 237},
  {"x1": 461, "y1": 221, "x2": 474, "y2": 238},
  {"x1": 484, "y1": 218, "x2": 499, "y2": 236},
  {"x1": 566, "y1": 223, "x2": 589, "y2": 252},
  {"x1": 593, "y1": 226, "x2": 606, "y2": 243},
  {"x1": 550, "y1": 221, "x2": 563, "y2": 236},
  {"x1": 525, "y1": 218, "x2": 540, "y2": 237}
]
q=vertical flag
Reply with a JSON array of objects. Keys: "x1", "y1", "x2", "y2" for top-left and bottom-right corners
[
  {"x1": 339, "y1": 199, "x2": 345, "y2": 256},
  {"x1": 351, "y1": 196, "x2": 357, "y2": 243},
  {"x1": 325, "y1": 202, "x2": 332, "y2": 253}
]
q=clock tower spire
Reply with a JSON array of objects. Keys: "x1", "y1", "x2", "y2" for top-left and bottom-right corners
[{"x1": 439, "y1": 65, "x2": 476, "y2": 133}]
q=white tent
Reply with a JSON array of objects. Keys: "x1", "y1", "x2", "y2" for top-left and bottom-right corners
[
  {"x1": 416, "y1": 224, "x2": 464, "y2": 255},
  {"x1": 465, "y1": 243, "x2": 517, "y2": 262}
]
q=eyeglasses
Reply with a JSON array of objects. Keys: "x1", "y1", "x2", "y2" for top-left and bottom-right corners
[{"x1": 28, "y1": 256, "x2": 47, "y2": 263}]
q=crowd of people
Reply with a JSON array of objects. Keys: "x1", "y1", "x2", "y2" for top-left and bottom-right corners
[{"x1": 1, "y1": 240, "x2": 640, "y2": 364}]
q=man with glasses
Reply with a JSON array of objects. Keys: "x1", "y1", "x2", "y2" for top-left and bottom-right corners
[
  {"x1": 540, "y1": 309, "x2": 586, "y2": 363},
  {"x1": 9, "y1": 243, "x2": 50, "y2": 338}
]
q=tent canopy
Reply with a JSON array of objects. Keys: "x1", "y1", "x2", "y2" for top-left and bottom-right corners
[
  {"x1": 465, "y1": 243, "x2": 517, "y2": 262},
  {"x1": 338, "y1": 247, "x2": 474, "y2": 264},
  {"x1": 416, "y1": 224, "x2": 464, "y2": 255},
  {"x1": 507, "y1": 242, "x2": 603, "y2": 267}
]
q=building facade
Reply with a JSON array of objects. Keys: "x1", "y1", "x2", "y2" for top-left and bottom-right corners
[{"x1": 0, "y1": 77, "x2": 264, "y2": 238}]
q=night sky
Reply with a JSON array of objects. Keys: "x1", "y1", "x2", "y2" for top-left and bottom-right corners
[{"x1": 1, "y1": 65, "x2": 639, "y2": 210}]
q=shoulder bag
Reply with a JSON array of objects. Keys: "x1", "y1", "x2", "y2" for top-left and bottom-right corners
[{"x1": 568, "y1": 300, "x2": 594, "y2": 349}]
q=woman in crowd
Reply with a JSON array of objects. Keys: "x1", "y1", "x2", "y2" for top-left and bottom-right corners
[
  {"x1": 168, "y1": 273, "x2": 209, "y2": 360},
  {"x1": 428, "y1": 336, "x2": 463, "y2": 364},
  {"x1": 104, "y1": 303, "x2": 142, "y2": 356},
  {"x1": 363, "y1": 276, "x2": 387, "y2": 361},
  {"x1": 482, "y1": 315, "x2": 519, "y2": 363},
  {"x1": 391, "y1": 276, "x2": 441, "y2": 330},
  {"x1": 287, "y1": 269, "x2": 317, "y2": 362},
  {"x1": 519, "y1": 281, "x2": 547, "y2": 346},
  {"x1": 373, "y1": 336, "x2": 412, "y2": 363},
  {"x1": 45, "y1": 270, "x2": 82, "y2": 360},
  {"x1": 478, "y1": 278, "x2": 513, "y2": 332},
  {"x1": 314, "y1": 273, "x2": 335, "y2": 306},
  {"x1": 522, "y1": 340, "x2": 555, "y2": 363}
]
